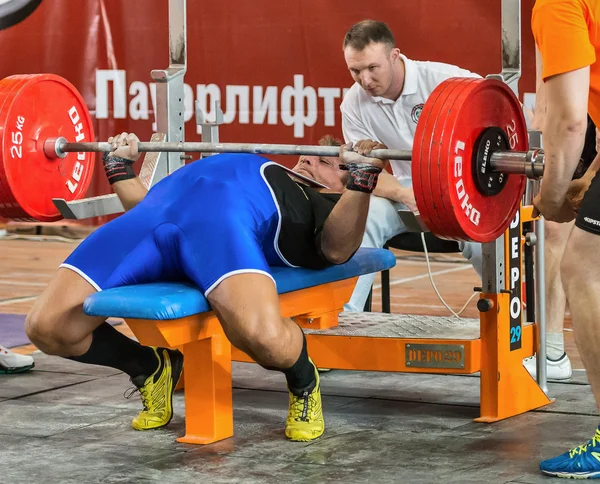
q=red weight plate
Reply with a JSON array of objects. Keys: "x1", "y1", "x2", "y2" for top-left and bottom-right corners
[
  {"x1": 0, "y1": 76, "x2": 42, "y2": 218},
  {"x1": 0, "y1": 76, "x2": 33, "y2": 217},
  {"x1": 413, "y1": 78, "x2": 469, "y2": 238},
  {"x1": 425, "y1": 78, "x2": 475, "y2": 240},
  {"x1": 433, "y1": 79, "x2": 506, "y2": 241},
  {"x1": 450, "y1": 80, "x2": 527, "y2": 241},
  {"x1": 0, "y1": 75, "x2": 54, "y2": 218},
  {"x1": 435, "y1": 78, "x2": 527, "y2": 242},
  {"x1": 412, "y1": 79, "x2": 448, "y2": 236},
  {"x1": 0, "y1": 74, "x2": 95, "y2": 221},
  {"x1": 412, "y1": 79, "x2": 458, "y2": 235},
  {"x1": 429, "y1": 79, "x2": 482, "y2": 240}
]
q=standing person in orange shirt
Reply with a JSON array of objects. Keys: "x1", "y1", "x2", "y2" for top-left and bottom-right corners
[{"x1": 532, "y1": 0, "x2": 600, "y2": 478}]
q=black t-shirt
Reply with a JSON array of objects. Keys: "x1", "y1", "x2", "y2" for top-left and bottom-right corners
[{"x1": 263, "y1": 165, "x2": 341, "y2": 270}]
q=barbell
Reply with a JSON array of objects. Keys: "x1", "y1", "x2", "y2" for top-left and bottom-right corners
[{"x1": 0, "y1": 73, "x2": 543, "y2": 242}]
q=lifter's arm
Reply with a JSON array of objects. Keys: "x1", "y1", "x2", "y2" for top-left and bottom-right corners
[
  {"x1": 103, "y1": 133, "x2": 149, "y2": 211},
  {"x1": 533, "y1": 68, "x2": 589, "y2": 221},
  {"x1": 319, "y1": 190, "x2": 372, "y2": 264},
  {"x1": 111, "y1": 178, "x2": 148, "y2": 211},
  {"x1": 319, "y1": 143, "x2": 387, "y2": 264}
]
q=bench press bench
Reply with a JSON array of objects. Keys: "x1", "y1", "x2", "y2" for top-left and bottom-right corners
[{"x1": 83, "y1": 247, "x2": 396, "y2": 445}]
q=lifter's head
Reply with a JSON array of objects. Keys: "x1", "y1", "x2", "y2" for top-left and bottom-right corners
[
  {"x1": 343, "y1": 20, "x2": 404, "y2": 100},
  {"x1": 291, "y1": 135, "x2": 347, "y2": 191}
]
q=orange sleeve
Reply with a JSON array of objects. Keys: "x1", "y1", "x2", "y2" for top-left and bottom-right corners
[{"x1": 532, "y1": 0, "x2": 595, "y2": 80}]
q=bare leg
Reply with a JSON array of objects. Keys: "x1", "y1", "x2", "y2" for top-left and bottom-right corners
[
  {"x1": 207, "y1": 273, "x2": 304, "y2": 369},
  {"x1": 25, "y1": 268, "x2": 105, "y2": 356},
  {"x1": 26, "y1": 267, "x2": 182, "y2": 431},
  {"x1": 25, "y1": 267, "x2": 160, "y2": 379},
  {"x1": 207, "y1": 272, "x2": 324, "y2": 441},
  {"x1": 545, "y1": 220, "x2": 574, "y2": 337},
  {"x1": 562, "y1": 227, "x2": 600, "y2": 407}
]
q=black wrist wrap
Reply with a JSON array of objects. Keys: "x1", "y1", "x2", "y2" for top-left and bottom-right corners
[
  {"x1": 102, "y1": 153, "x2": 136, "y2": 185},
  {"x1": 345, "y1": 162, "x2": 383, "y2": 193}
]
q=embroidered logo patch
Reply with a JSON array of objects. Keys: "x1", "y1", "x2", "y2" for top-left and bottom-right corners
[{"x1": 411, "y1": 103, "x2": 424, "y2": 124}]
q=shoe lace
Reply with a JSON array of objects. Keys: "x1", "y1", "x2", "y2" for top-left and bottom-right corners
[
  {"x1": 292, "y1": 391, "x2": 317, "y2": 422},
  {"x1": 570, "y1": 433, "x2": 600, "y2": 457},
  {"x1": 123, "y1": 384, "x2": 150, "y2": 411}
]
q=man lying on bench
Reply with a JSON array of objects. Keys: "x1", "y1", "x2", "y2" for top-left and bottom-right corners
[{"x1": 25, "y1": 132, "x2": 388, "y2": 442}]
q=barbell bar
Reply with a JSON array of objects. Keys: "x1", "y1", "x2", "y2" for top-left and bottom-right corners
[
  {"x1": 0, "y1": 73, "x2": 541, "y2": 241},
  {"x1": 48, "y1": 138, "x2": 546, "y2": 180},
  {"x1": 54, "y1": 140, "x2": 409, "y2": 160}
]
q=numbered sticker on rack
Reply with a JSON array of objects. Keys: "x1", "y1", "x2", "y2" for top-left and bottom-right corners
[
  {"x1": 508, "y1": 210, "x2": 522, "y2": 351},
  {"x1": 405, "y1": 343, "x2": 465, "y2": 369}
]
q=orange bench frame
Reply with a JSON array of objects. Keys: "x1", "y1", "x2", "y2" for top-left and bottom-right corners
[
  {"x1": 125, "y1": 205, "x2": 551, "y2": 445},
  {"x1": 126, "y1": 278, "x2": 357, "y2": 444}
]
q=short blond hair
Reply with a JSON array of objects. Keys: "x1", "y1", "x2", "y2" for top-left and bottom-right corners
[{"x1": 318, "y1": 134, "x2": 343, "y2": 147}]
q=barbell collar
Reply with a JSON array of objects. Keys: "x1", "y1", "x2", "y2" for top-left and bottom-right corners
[
  {"x1": 490, "y1": 149, "x2": 544, "y2": 179},
  {"x1": 44, "y1": 136, "x2": 67, "y2": 160},
  {"x1": 54, "y1": 140, "x2": 414, "y2": 161}
]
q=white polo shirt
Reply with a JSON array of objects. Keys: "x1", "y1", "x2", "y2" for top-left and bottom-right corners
[{"x1": 341, "y1": 54, "x2": 481, "y2": 184}]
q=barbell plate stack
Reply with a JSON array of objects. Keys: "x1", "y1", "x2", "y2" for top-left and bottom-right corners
[
  {"x1": 413, "y1": 78, "x2": 527, "y2": 243},
  {"x1": 413, "y1": 76, "x2": 453, "y2": 238},
  {"x1": 0, "y1": 74, "x2": 95, "y2": 221},
  {"x1": 428, "y1": 78, "x2": 474, "y2": 239},
  {"x1": 0, "y1": 75, "x2": 31, "y2": 219},
  {"x1": 431, "y1": 78, "x2": 480, "y2": 240}
]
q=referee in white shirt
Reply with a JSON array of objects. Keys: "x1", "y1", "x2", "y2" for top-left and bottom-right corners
[{"x1": 340, "y1": 20, "x2": 483, "y2": 312}]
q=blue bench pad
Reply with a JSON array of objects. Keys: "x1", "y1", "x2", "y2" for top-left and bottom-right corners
[{"x1": 83, "y1": 248, "x2": 396, "y2": 320}]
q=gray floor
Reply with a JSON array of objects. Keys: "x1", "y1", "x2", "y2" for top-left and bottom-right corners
[{"x1": 0, "y1": 353, "x2": 596, "y2": 483}]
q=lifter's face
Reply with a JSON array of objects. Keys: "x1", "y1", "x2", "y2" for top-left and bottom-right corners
[
  {"x1": 344, "y1": 42, "x2": 401, "y2": 99},
  {"x1": 291, "y1": 155, "x2": 346, "y2": 191}
]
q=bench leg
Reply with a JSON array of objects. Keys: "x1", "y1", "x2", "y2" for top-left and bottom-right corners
[
  {"x1": 176, "y1": 333, "x2": 234, "y2": 444},
  {"x1": 381, "y1": 269, "x2": 391, "y2": 313},
  {"x1": 123, "y1": 319, "x2": 187, "y2": 390}
]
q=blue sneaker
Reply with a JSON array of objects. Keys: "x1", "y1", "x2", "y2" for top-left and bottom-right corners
[{"x1": 540, "y1": 426, "x2": 600, "y2": 479}]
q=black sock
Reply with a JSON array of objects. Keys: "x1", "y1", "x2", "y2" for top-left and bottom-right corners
[
  {"x1": 282, "y1": 331, "x2": 316, "y2": 395},
  {"x1": 67, "y1": 322, "x2": 159, "y2": 379}
]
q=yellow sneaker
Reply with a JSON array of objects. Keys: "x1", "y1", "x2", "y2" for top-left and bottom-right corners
[
  {"x1": 128, "y1": 347, "x2": 183, "y2": 431},
  {"x1": 285, "y1": 361, "x2": 324, "y2": 441}
]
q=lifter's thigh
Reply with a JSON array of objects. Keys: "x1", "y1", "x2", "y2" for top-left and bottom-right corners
[
  {"x1": 207, "y1": 273, "x2": 301, "y2": 367},
  {"x1": 25, "y1": 268, "x2": 105, "y2": 355}
]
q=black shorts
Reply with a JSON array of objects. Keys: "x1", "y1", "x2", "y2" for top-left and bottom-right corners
[
  {"x1": 576, "y1": 170, "x2": 600, "y2": 235},
  {"x1": 573, "y1": 116, "x2": 597, "y2": 179}
]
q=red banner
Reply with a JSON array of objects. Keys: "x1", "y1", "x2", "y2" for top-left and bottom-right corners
[{"x1": 0, "y1": 0, "x2": 537, "y2": 225}]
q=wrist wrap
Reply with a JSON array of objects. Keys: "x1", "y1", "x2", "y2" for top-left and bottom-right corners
[
  {"x1": 102, "y1": 153, "x2": 136, "y2": 185},
  {"x1": 345, "y1": 162, "x2": 383, "y2": 193}
]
